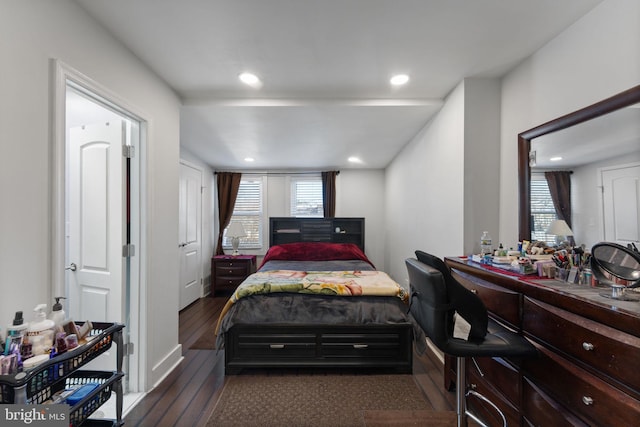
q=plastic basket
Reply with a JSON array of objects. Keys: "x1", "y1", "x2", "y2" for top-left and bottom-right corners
[
  {"x1": 0, "y1": 322, "x2": 123, "y2": 404},
  {"x1": 59, "y1": 370, "x2": 123, "y2": 427}
]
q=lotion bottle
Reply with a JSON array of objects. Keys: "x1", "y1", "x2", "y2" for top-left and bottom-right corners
[{"x1": 27, "y1": 304, "x2": 56, "y2": 349}]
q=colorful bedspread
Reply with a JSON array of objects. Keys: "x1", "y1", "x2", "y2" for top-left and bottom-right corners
[{"x1": 215, "y1": 270, "x2": 407, "y2": 335}]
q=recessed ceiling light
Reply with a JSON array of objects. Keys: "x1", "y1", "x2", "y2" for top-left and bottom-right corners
[
  {"x1": 390, "y1": 74, "x2": 409, "y2": 86},
  {"x1": 244, "y1": 157, "x2": 255, "y2": 162},
  {"x1": 550, "y1": 156, "x2": 563, "y2": 162},
  {"x1": 239, "y1": 72, "x2": 262, "y2": 88},
  {"x1": 348, "y1": 156, "x2": 362, "y2": 163}
]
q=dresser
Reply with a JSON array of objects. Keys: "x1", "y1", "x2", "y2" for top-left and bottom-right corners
[
  {"x1": 444, "y1": 257, "x2": 640, "y2": 427},
  {"x1": 211, "y1": 255, "x2": 256, "y2": 296}
]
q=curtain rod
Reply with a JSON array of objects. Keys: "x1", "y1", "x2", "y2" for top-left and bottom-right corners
[{"x1": 215, "y1": 171, "x2": 339, "y2": 176}]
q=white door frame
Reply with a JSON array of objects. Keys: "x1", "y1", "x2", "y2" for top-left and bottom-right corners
[{"x1": 51, "y1": 59, "x2": 146, "y2": 393}]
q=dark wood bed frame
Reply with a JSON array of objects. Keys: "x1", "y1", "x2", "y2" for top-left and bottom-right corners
[{"x1": 224, "y1": 217, "x2": 414, "y2": 374}]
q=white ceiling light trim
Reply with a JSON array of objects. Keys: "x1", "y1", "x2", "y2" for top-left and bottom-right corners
[
  {"x1": 390, "y1": 74, "x2": 410, "y2": 86},
  {"x1": 239, "y1": 72, "x2": 263, "y2": 89}
]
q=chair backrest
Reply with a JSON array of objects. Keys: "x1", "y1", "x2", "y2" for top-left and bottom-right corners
[
  {"x1": 405, "y1": 258, "x2": 451, "y2": 350},
  {"x1": 410, "y1": 251, "x2": 488, "y2": 341}
]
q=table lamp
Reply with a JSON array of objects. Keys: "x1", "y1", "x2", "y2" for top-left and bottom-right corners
[{"x1": 226, "y1": 222, "x2": 246, "y2": 256}]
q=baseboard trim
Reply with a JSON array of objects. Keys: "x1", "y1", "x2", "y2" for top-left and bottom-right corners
[{"x1": 151, "y1": 344, "x2": 183, "y2": 388}]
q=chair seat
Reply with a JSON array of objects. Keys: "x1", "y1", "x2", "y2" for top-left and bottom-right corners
[{"x1": 442, "y1": 318, "x2": 537, "y2": 358}]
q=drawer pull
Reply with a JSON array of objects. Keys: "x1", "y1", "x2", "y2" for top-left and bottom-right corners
[
  {"x1": 470, "y1": 289, "x2": 478, "y2": 294},
  {"x1": 353, "y1": 344, "x2": 369, "y2": 349},
  {"x1": 582, "y1": 342, "x2": 594, "y2": 351},
  {"x1": 582, "y1": 396, "x2": 594, "y2": 406},
  {"x1": 269, "y1": 344, "x2": 285, "y2": 349}
]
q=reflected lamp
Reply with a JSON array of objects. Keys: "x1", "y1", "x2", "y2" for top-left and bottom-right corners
[{"x1": 546, "y1": 219, "x2": 573, "y2": 246}]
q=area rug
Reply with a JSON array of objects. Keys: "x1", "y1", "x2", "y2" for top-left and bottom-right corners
[
  {"x1": 206, "y1": 374, "x2": 438, "y2": 427},
  {"x1": 189, "y1": 330, "x2": 216, "y2": 349}
]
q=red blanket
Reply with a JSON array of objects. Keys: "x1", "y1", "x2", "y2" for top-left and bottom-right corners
[{"x1": 258, "y1": 242, "x2": 375, "y2": 270}]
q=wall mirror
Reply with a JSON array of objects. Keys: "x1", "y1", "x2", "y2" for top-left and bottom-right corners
[{"x1": 518, "y1": 85, "x2": 640, "y2": 247}]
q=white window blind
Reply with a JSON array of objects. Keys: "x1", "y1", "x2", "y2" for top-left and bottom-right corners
[
  {"x1": 290, "y1": 176, "x2": 324, "y2": 217},
  {"x1": 223, "y1": 179, "x2": 263, "y2": 249},
  {"x1": 530, "y1": 177, "x2": 558, "y2": 245}
]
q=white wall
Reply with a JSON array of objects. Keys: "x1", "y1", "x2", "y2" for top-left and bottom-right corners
[
  {"x1": 463, "y1": 79, "x2": 501, "y2": 255},
  {"x1": 0, "y1": 1, "x2": 182, "y2": 390},
  {"x1": 336, "y1": 169, "x2": 385, "y2": 269},
  {"x1": 499, "y1": 0, "x2": 640, "y2": 247},
  {"x1": 385, "y1": 78, "x2": 501, "y2": 287},
  {"x1": 385, "y1": 82, "x2": 466, "y2": 286}
]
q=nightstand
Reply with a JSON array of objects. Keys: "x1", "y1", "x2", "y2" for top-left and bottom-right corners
[{"x1": 211, "y1": 255, "x2": 257, "y2": 297}]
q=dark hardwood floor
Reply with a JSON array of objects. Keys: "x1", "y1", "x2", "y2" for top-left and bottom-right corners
[{"x1": 123, "y1": 295, "x2": 456, "y2": 427}]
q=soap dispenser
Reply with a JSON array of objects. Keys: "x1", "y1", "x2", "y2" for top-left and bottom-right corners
[{"x1": 50, "y1": 297, "x2": 67, "y2": 328}]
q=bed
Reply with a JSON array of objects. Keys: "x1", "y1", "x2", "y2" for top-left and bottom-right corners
[{"x1": 215, "y1": 218, "x2": 423, "y2": 374}]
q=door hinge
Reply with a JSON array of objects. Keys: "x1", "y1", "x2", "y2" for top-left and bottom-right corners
[
  {"x1": 122, "y1": 243, "x2": 136, "y2": 257},
  {"x1": 124, "y1": 342, "x2": 134, "y2": 355},
  {"x1": 122, "y1": 145, "x2": 135, "y2": 158}
]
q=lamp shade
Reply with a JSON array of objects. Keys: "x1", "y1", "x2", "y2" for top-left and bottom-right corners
[
  {"x1": 546, "y1": 219, "x2": 573, "y2": 236},
  {"x1": 226, "y1": 222, "x2": 246, "y2": 238}
]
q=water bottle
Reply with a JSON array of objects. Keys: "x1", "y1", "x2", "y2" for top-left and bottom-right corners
[{"x1": 480, "y1": 231, "x2": 492, "y2": 255}]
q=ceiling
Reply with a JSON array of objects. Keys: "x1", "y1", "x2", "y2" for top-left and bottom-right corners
[{"x1": 74, "y1": 0, "x2": 602, "y2": 170}]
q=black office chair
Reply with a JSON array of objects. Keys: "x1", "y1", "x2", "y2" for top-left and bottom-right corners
[{"x1": 406, "y1": 252, "x2": 537, "y2": 427}]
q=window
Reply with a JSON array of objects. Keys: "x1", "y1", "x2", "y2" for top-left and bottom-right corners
[
  {"x1": 223, "y1": 178, "x2": 263, "y2": 249},
  {"x1": 290, "y1": 176, "x2": 323, "y2": 217},
  {"x1": 530, "y1": 176, "x2": 557, "y2": 245}
]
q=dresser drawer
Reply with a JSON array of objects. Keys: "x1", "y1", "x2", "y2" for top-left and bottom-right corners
[
  {"x1": 467, "y1": 363, "x2": 520, "y2": 427},
  {"x1": 453, "y1": 270, "x2": 521, "y2": 329},
  {"x1": 215, "y1": 260, "x2": 250, "y2": 271},
  {"x1": 523, "y1": 344, "x2": 640, "y2": 426},
  {"x1": 469, "y1": 356, "x2": 520, "y2": 409},
  {"x1": 522, "y1": 377, "x2": 588, "y2": 427},
  {"x1": 523, "y1": 297, "x2": 640, "y2": 391},
  {"x1": 215, "y1": 276, "x2": 246, "y2": 287}
]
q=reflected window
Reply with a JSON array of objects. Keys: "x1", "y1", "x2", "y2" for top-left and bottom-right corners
[{"x1": 531, "y1": 175, "x2": 557, "y2": 245}]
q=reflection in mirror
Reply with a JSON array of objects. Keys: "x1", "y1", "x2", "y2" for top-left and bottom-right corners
[
  {"x1": 519, "y1": 85, "x2": 640, "y2": 249},
  {"x1": 530, "y1": 102, "x2": 640, "y2": 248},
  {"x1": 591, "y1": 242, "x2": 640, "y2": 301}
]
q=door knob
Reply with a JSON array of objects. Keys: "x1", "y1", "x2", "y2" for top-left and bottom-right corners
[{"x1": 65, "y1": 263, "x2": 77, "y2": 271}]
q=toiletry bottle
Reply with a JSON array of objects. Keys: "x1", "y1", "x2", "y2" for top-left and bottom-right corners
[
  {"x1": 4, "y1": 312, "x2": 29, "y2": 356},
  {"x1": 27, "y1": 304, "x2": 56, "y2": 350},
  {"x1": 480, "y1": 231, "x2": 492, "y2": 255},
  {"x1": 50, "y1": 297, "x2": 67, "y2": 329},
  {"x1": 6, "y1": 311, "x2": 29, "y2": 337}
]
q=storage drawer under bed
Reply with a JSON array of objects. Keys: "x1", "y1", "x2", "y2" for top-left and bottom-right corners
[{"x1": 224, "y1": 324, "x2": 413, "y2": 373}]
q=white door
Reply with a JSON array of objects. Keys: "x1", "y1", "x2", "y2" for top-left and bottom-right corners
[
  {"x1": 602, "y1": 163, "x2": 640, "y2": 245},
  {"x1": 67, "y1": 121, "x2": 124, "y2": 323},
  {"x1": 179, "y1": 162, "x2": 202, "y2": 310}
]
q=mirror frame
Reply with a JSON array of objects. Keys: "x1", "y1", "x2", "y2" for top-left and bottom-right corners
[{"x1": 518, "y1": 84, "x2": 640, "y2": 242}]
